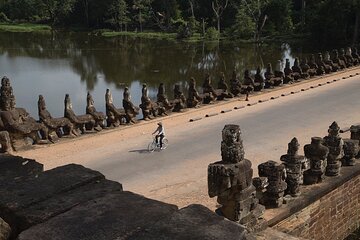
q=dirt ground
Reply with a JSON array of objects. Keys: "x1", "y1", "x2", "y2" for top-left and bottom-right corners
[{"x1": 16, "y1": 67, "x2": 360, "y2": 210}]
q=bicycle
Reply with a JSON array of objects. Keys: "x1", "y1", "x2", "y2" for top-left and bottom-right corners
[{"x1": 148, "y1": 136, "x2": 169, "y2": 152}]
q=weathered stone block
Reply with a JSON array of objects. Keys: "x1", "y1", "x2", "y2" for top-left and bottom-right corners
[
  {"x1": 15, "y1": 179, "x2": 122, "y2": 233},
  {"x1": 127, "y1": 204, "x2": 254, "y2": 240},
  {"x1": 17, "y1": 191, "x2": 178, "y2": 240},
  {"x1": 0, "y1": 155, "x2": 43, "y2": 183},
  {"x1": 0, "y1": 164, "x2": 104, "y2": 231}
]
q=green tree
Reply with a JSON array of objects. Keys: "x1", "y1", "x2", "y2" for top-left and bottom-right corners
[
  {"x1": 132, "y1": 0, "x2": 153, "y2": 32},
  {"x1": 228, "y1": 4, "x2": 256, "y2": 39},
  {"x1": 40, "y1": 0, "x2": 75, "y2": 25},
  {"x1": 106, "y1": 0, "x2": 130, "y2": 31}
]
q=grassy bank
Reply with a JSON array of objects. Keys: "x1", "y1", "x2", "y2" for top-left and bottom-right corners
[
  {"x1": 0, "y1": 23, "x2": 51, "y2": 32},
  {"x1": 101, "y1": 31, "x2": 177, "y2": 40}
]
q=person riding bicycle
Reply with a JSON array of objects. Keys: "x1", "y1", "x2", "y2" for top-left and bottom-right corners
[{"x1": 152, "y1": 122, "x2": 165, "y2": 149}]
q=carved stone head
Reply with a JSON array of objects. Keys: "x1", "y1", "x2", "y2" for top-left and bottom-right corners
[
  {"x1": 328, "y1": 121, "x2": 340, "y2": 137},
  {"x1": 87, "y1": 92, "x2": 94, "y2": 107},
  {"x1": 287, "y1": 137, "x2": 299, "y2": 156}
]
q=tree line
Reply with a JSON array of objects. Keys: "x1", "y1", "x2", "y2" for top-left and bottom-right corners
[{"x1": 0, "y1": 0, "x2": 359, "y2": 45}]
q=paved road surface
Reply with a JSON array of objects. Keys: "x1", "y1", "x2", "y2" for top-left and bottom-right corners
[{"x1": 83, "y1": 75, "x2": 360, "y2": 206}]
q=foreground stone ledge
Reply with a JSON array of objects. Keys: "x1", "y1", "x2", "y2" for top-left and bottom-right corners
[
  {"x1": 0, "y1": 154, "x2": 43, "y2": 183},
  {"x1": 127, "y1": 204, "x2": 254, "y2": 240},
  {"x1": 17, "y1": 191, "x2": 178, "y2": 240},
  {"x1": 0, "y1": 164, "x2": 107, "y2": 235},
  {"x1": 0, "y1": 217, "x2": 11, "y2": 240}
]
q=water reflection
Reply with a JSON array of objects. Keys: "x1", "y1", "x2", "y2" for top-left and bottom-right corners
[{"x1": 0, "y1": 31, "x2": 308, "y2": 118}]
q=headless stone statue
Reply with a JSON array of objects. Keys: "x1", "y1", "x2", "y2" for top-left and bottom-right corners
[
  {"x1": 217, "y1": 72, "x2": 233, "y2": 100},
  {"x1": 323, "y1": 121, "x2": 344, "y2": 176},
  {"x1": 202, "y1": 74, "x2": 217, "y2": 104},
  {"x1": 105, "y1": 89, "x2": 126, "y2": 127},
  {"x1": 139, "y1": 83, "x2": 157, "y2": 120},
  {"x1": 86, "y1": 92, "x2": 106, "y2": 130},
  {"x1": 208, "y1": 125, "x2": 264, "y2": 229},
  {"x1": 229, "y1": 70, "x2": 241, "y2": 96},
  {"x1": 156, "y1": 83, "x2": 173, "y2": 113},
  {"x1": 331, "y1": 49, "x2": 346, "y2": 69},
  {"x1": 38, "y1": 95, "x2": 76, "y2": 139},
  {"x1": 254, "y1": 67, "x2": 265, "y2": 91},
  {"x1": 264, "y1": 63, "x2": 282, "y2": 87},
  {"x1": 280, "y1": 138, "x2": 308, "y2": 197},
  {"x1": 241, "y1": 69, "x2": 254, "y2": 95},
  {"x1": 257, "y1": 161, "x2": 287, "y2": 208},
  {"x1": 123, "y1": 87, "x2": 139, "y2": 124},
  {"x1": 187, "y1": 78, "x2": 202, "y2": 108},
  {"x1": 64, "y1": 94, "x2": 95, "y2": 133},
  {"x1": 303, "y1": 137, "x2": 329, "y2": 185},
  {"x1": 172, "y1": 84, "x2": 186, "y2": 112},
  {"x1": 283, "y1": 59, "x2": 294, "y2": 84}
]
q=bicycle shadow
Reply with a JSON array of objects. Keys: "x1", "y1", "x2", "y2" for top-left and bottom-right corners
[{"x1": 128, "y1": 149, "x2": 151, "y2": 154}]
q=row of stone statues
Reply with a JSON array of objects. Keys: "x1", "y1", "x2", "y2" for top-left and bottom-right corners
[
  {"x1": 0, "y1": 46, "x2": 358, "y2": 151},
  {"x1": 208, "y1": 122, "x2": 360, "y2": 228}
]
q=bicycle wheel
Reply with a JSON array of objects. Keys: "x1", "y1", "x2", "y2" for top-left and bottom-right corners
[
  {"x1": 161, "y1": 138, "x2": 169, "y2": 150},
  {"x1": 148, "y1": 141, "x2": 157, "y2": 152}
]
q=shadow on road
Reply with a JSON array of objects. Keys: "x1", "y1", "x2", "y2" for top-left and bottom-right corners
[{"x1": 128, "y1": 149, "x2": 151, "y2": 154}]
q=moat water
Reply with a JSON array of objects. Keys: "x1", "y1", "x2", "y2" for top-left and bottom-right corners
[{"x1": 0, "y1": 31, "x2": 315, "y2": 118}]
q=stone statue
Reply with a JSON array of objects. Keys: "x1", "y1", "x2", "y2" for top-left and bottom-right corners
[
  {"x1": 122, "y1": 87, "x2": 139, "y2": 124},
  {"x1": 172, "y1": 84, "x2": 186, "y2": 112},
  {"x1": 0, "y1": 76, "x2": 15, "y2": 111},
  {"x1": 350, "y1": 125, "x2": 360, "y2": 158},
  {"x1": 208, "y1": 125, "x2": 264, "y2": 228},
  {"x1": 254, "y1": 67, "x2": 265, "y2": 91},
  {"x1": 38, "y1": 95, "x2": 76, "y2": 140},
  {"x1": 105, "y1": 89, "x2": 126, "y2": 127},
  {"x1": 351, "y1": 47, "x2": 360, "y2": 64},
  {"x1": 324, "y1": 51, "x2": 339, "y2": 72},
  {"x1": 139, "y1": 83, "x2": 157, "y2": 120},
  {"x1": 257, "y1": 161, "x2": 287, "y2": 208},
  {"x1": 86, "y1": 92, "x2": 106, "y2": 130},
  {"x1": 64, "y1": 94, "x2": 95, "y2": 133},
  {"x1": 187, "y1": 78, "x2": 202, "y2": 108},
  {"x1": 156, "y1": 83, "x2": 173, "y2": 113},
  {"x1": 300, "y1": 58, "x2": 316, "y2": 77},
  {"x1": 316, "y1": 53, "x2": 331, "y2": 74},
  {"x1": 292, "y1": 58, "x2": 307, "y2": 79},
  {"x1": 217, "y1": 72, "x2": 233, "y2": 100},
  {"x1": 331, "y1": 49, "x2": 346, "y2": 69},
  {"x1": 280, "y1": 138, "x2": 308, "y2": 197},
  {"x1": 323, "y1": 121, "x2": 344, "y2": 176},
  {"x1": 342, "y1": 139, "x2": 359, "y2": 166},
  {"x1": 283, "y1": 59, "x2": 294, "y2": 84},
  {"x1": 229, "y1": 70, "x2": 242, "y2": 96},
  {"x1": 264, "y1": 63, "x2": 282, "y2": 88},
  {"x1": 339, "y1": 48, "x2": 351, "y2": 67},
  {"x1": 241, "y1": 69, "x2": 254, "y2": 94},
  {"x1": 345, "y1": 47, "x2": 357, "y2": 65},
  {"x1": 309, "y1": 54, "x2": 323, "y2": 76},
  {"x1": 0, "y1": 130, "x2": 13, "y2": 153},
  {"x1": 303, "y1": 137, "x2": 329, "y2": 185},
  {"x1": 202, "y1": 74, "x2": 217, "y2": 104},
  {"x1": 1, "y1": 93, "x2": 49, "y2": 149},
  {"x1": 274, "y1": 60, "x2": 285, "y2": 79}
]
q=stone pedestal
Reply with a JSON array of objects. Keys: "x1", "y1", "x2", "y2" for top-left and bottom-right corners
[
  {"x1": 323, "y1": 122, "x2": 344, "y2": 176},
  {"x1": 303, "y1": 137, "x2": 329, "y2": 185},
  {"x1": 208, "y1": 124, "x2": 264, "y2": 230},
  {"x1": 342, "y1": 139, "x2": 359, "y2": 166},
  {"x1": 258, "y1": 161, "x2": 287, "y2": 208},
  {"x1": 350, "y1": 125, "x2": 360, "y2": 158},
  {"x1": 280, "y1": 138, "x2": 307, "y2": 197}
]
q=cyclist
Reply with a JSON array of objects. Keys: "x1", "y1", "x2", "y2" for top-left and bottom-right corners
[{"x1": 152, "y1": 122, "x2": 165, "y2": 149}]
